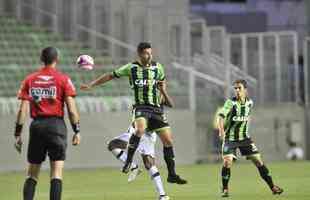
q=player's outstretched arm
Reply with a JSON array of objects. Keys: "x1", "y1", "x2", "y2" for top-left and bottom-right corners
[
  {"x1": 65, "y1": 96, "x2": 81, "y2": 146},
  {"x1": 14, "y1": 100, "x2": 29, "y2": 153},
  {"x1": 158, "y1": 80, "x2": 174, "y2": 108},
  {"x1": 80, "y1": 72, "x2": 114, "y2": 91}
]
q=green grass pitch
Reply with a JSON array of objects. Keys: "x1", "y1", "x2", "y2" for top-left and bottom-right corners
[{"x1": 0, "y1": 161, "x2": 309, "y2": 200}]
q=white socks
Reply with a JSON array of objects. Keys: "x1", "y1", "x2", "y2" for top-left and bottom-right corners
[{"x1": 148, "y1": 166, "x2": 165, "y2": 196}]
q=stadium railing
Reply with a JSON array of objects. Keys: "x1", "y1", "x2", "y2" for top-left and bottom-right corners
[{"x1": 304, "y1": 37, "x2": 310, "y2": 106}]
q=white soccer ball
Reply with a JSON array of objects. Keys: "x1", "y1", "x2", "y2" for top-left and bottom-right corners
[{"x1": 76, "y1": 55, "x2": 94, "y2": 70}]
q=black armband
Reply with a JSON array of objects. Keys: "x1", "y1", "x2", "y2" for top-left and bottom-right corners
[
  {"x1": 14, "y1": 123, "x2": 23, "y2": 137},
  {"x1": 71, "y1": 122, "x2": 80, "y2": 134}
]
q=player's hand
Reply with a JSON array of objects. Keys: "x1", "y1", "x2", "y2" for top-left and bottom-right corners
[
  {"x1": 157, "y1": 81, "x2": 166, "y2": 91},
  {"x1": 80, "y1": 83, "x2": 92, "y2": 91},
  {"x1": 14, "y1": 136, "x2": 23, "y2": 154},
  {"x1": 72, "y1": 133, "x2": 81, "y2": 146}
]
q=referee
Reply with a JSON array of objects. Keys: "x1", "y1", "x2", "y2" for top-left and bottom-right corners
[{"x1": 14, "y1": 47, "x2": 81, "y2": 200}]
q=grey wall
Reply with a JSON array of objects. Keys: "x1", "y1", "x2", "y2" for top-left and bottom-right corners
[
  {"x1": 0, "y1": 110, "x2": 196, "y2": 172},
  {"x1": 250, "y1": 103, "x2": 306, "y2": 161}
]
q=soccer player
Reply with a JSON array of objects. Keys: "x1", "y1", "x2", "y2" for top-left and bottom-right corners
[
  {"x1": 14, "y1": 47, "x2": 81, "y2": 200},
  {"x1": 108, "y1": 125, "x2": 170, "y2": 200},
  {"x1": 81, "y1": 42, "x2": 187, "y2": 184},
  {"x1": 218, "y1": 79, "x2": 283, "y2": 197}
]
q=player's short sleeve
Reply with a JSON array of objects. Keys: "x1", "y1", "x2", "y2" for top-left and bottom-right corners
[
  {"x1": 157, "y1": 63, "x2": 165, "y2": 81},
  {"x1": 64, "y1": 76, "x2": 76, "y2": 97},
  {"x1": 218, "y1": 99, "x2": 233, "y2": 118},
  {"x1": 113, "y1": 63, "x2": 131, "y2": 78},
  {"x1": 17, "y1": 78, "x2": 30, "y2": 100}
]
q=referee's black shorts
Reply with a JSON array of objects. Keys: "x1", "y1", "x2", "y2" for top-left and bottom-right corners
[{"x1": 27, "y1": 117, "x2": 67, "y2": 164}]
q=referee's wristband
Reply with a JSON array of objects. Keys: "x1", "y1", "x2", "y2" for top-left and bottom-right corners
[
  {"x1": 14, "y1": 123, "x2": 23, "y2": 137},
  {"x1": 71, "y1": 122, "x2": 80, "y2": 134}
]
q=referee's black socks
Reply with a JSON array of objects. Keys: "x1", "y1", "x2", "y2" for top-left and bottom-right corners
[
  {"x1": 23, "y1": 177, "x2": 37, "y2": 200},
  {"x1": 164, "y1": 146, "x2": 176, "y2": 177},
  {"x1": 257, "y1": 165, "x2": 274, "y2": 189},
  {"x1": 50, "y1": 178, "x2": 62, "y2": 200}
]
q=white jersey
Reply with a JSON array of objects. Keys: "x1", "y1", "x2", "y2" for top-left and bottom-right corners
[{"x1": 113, "y1": 125, "x2": 157, "y2": 157}]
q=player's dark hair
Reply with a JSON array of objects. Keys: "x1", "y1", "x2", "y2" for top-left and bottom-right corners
[
  {"x1": 137, "y1": 42, "x2": 152, "y2": 53},
  {"x1": 234, "y1": 79, "x2": 247, "y2": 88},
  {"x1": 40, "y1": 46, "x2": 58, "y2": 65}
]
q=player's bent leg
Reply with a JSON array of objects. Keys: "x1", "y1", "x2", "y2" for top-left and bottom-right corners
[
  {"x1": 107, "y1": 139, "x2": 128, "y2": 151},
  {"x1": 23, "y1": 163, "x2": 41, "y2": 200},
  {"x1": 142, "y1": 155, "x2": 169, "y2": 200},
  {"x1": 123, "y1": 118, "x2": 147, "y2": 173},
  {"x1": 248, "y1": 154, "x2": 283, "y2": 195},
  {"x1": 247, "y1": 153, "x2": 263, "y2": 166},
  {"x1": 158, "y1": 128, "x2": 187, "y2": 185},
  {"x1": 221, "y1": 155, "x2": 233, "y2": 197},
  {"x1": 107, "y1": 138, "x2": 141, "y2": 180},
  {"x1": 50, "y1": 161, "x2": 64, "y2": 200},
  {"x1": 108, "y1": 139, "x2": 128, "y2": 163},
  {"x1": 108, "y1": 139, "x2": 134, "y2": 165}
]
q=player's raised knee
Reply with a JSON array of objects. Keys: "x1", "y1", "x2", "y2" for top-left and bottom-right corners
[{"x1": 107, "y1": 140, "x2": 114, "y2": 151}]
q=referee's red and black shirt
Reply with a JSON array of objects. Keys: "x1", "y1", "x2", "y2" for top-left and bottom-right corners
[{"x1": 17, "y1": 66, "x2": 76, "y2": 118}]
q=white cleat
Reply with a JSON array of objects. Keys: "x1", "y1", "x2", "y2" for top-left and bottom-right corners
[
  {"x1": 128, "y1": 166, "x2": 142, "y2": 182},
  {"x1": 159, "y1": 195, "x2": 170, "y2": 200}
]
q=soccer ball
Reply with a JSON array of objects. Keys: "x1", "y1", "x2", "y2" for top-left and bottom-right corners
[{"x1": 76, "y1": 55, "x2": 94, "y2": 70}]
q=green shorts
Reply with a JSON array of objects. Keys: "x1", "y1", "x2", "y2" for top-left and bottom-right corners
[
  {"x1": 222, "y1": 138, "x2": 259, "y2": 158},
  {"x1": 133, "y1": 105, "x2": 170, "y2": 132}
]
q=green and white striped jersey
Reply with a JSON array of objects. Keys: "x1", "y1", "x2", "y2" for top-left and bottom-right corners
[
  {"x1": 113, "y1": 61, "x2": 165, "y2": 107},
  {"x1": 219, "y1": 97, "x2": 254, "y2": 142}
]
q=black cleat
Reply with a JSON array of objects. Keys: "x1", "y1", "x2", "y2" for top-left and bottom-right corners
[
  {"x1": 272, "y1": 185, "x2": 283, "y2": 195},
  {"x1": 221, "y1": 189, "x2": 229, "y2": 198},
  {"x1": 122, "y1": 161, "x2": 132, "y2": 174},
  {"x1": 167, "y1": 174, "x2": 187, "y2": 184}
]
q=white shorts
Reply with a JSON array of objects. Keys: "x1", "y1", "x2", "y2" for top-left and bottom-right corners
[{"x1": 113, "y1": 126, "x2": 157, "y2": 158}]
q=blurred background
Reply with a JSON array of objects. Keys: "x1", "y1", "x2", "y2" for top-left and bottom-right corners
[{"x1": 0, "y1": 0, "x2": 309, "y2": 171}]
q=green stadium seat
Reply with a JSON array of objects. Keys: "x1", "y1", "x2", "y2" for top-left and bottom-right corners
[{"x1": 0, "y1": 15, "x2": 185, "y2": 98}]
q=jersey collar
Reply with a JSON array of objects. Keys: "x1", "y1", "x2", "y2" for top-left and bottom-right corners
[
  {"x1": 40, "y1": 66, "x2": 57, "y2": 72},
  {"x1": 232, "y1": 96, "x2": 249, "y2": 105},
  {"x1": 133, "y1": 60, "x2": 156, "y2": 68}
]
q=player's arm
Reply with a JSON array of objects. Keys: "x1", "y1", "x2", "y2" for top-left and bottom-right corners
[
  {"x1": 64, "y1": 77, "x2": 81, "y2": 145},
  {"x1": 157, "y1": 63, "x2": 174, "y2": 107},
  {"x1": 80, "y1": 72, "x2": 114, "y2": 91},
  {"x1": 218, "y1": 117, "x2": 225, "y2": 140},
  {"x1": 158, "y1": 80, "x2": 174, "y2": 108},
  {"x1": 80, "y1": 63, "x2": 131, "y2": 91},
  {"x1": 14, "y1": 78, "x2": 31, "y2": 153},
  {"x1": 14, "y1": 100, "x2": 29, "y2": 153},
  {"x1": 65, "y1": 96, "x2": 81, "y2": 145},
  {"x1": 217, "y1": 100, "x2": 233, "y2": 140}
]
